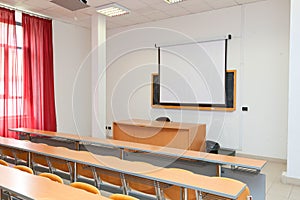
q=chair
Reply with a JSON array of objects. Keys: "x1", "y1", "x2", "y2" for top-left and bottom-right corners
[
  {"x1": 109, "y1": 194, "x2": 139, "y2": 200},
  {"x1": 70, "y1": 182, "x2": 100, "y2": 195},
  {"x1": 155, "y1": 117, "x2": 171, "y2": 122},
  {"x1": 13, "y1": 165, "x2": 33, "y2": 174},
  {"x1": 31, "y1": 152, "x2": 49, "y2": 174},
  {"x1": 205, "y1": 140, "x2": 220, "y2": 154},
  {"x1": 200, "y1": 177, "x2": 251, "y2": 200},
  {"x1": 31, "y1": 143, "x2": 52, "y2": 174},
  {"x1": 39, "y1": 172, "x2": 64, "y2": 184},
  {"x1": 163, "y1": 168, "x2": 196, "y2": 200},
  {"x1": 76, "y1": 151, "x2": 101, "y2": 188},
  {"x1": 0, "y1": 159, "x2": 9, "y2": 166},
  {"x1": 42, "y1": 147, "x2": 74, "y2": 181},
  {"x1": 97, "y1": 156, "x2": 128, "y2": 194},
  {"x1": 77, "y1": 154, "x2": 128, "y2": 194},
  {"x1": 1, "y1": 146, "x2": 28, "y2": 165},
  {"x1": 125, "y1": 161, "x2": 169, "y2": 199}
]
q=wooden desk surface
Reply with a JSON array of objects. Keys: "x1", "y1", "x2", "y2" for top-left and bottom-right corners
[
  {"x1": 10, "y1": 128, "x2": 266, "y2": 170},
  {"x1": 0, "y1": 137, "x2": 245, "y2": 199},
  {"x1": 0, "y1": 165, "x2": 108, "y2": 200}
]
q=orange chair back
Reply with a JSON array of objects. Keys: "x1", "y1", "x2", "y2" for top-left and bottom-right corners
[
  {"x1": 70, "y1": 182, "x2": 100, "y2": 195},
  {"x1": 110, "y1": 194, "x2": 139, "y2": 200},
  {"x1": 0, "y1": 159, "x2": 9, "y2": 166},
  {"x1": 14, "y1": 165, "x2": 33, "y2": 174},
  {"x1": 39, "y1": 172, "x2": 64, "y2": 184}
]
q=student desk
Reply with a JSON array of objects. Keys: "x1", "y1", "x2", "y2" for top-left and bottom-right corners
[
  {"x1": 9, "y1": 128, "x2": 266, "y2": 172},
  {"x1": 0, "y1": 165, "x2": 108, "y2": 200},
  {"x1": 0, "y1": 137, "x2": 246, "y2": 199}
]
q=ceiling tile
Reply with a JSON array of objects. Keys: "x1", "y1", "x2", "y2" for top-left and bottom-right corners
[
  {"x1": 0, "y1": 0, "x2": 266, "y2": 30},
  {"x1": 205, "y1": 0, "x2": 238, "y2": 10},
  {"x1": 115, "y1": 0, "x2": 148, "y2": 11},
  {"x1": 161, "y1": 6, "x2": 191, "y2": 17},
  {"x1": 23, "y1": 0, "x2": 54, "y2": 10},
  {"x1": 149, "y1": 2, "x2": 181, "y2": 11},
  {"x1": 234, "y1": 0, "x2": 263, "y2": 4},
  {"x1": 80, "y1": 7, "x2": 97, "y2": 15},
  {"x1": 87, "y1": 0, "x2": 113, "y2": 7},
  {"x1": 180, "y1": 1, "x2": 213, "y2": 14},
  {"x1": 143, "y1": 10, "x2": 171, "y2": 21},
  {"x1": 0, "y1": 0, "x2": 27, "y2": 7}
]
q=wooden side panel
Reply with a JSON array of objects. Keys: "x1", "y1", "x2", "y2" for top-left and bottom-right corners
[
  {"x1": 113, "y1": 123, "x2": 138, "y2": 143},
  {"x1": 189, "y1": 124, "x2": 206, "y2": 151}
]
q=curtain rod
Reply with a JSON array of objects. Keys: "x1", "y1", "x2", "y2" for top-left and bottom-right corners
[
  {"x1": 155, "y1": 34, "x2": 232, "y2": 48},
  {"x1": 0, "y1": 3, "x2": 52, "y2": 20}
]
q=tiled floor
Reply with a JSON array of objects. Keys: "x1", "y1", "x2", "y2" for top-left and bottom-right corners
[{"x1": 262, "y1": 161, "x2": 300, "y2": 200}]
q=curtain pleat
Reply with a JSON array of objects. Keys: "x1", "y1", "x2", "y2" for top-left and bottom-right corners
[
  {"x1": 22, "y1": 14, "x2": 57, "y2": 131},
  {"x1": 0, "y1": 8, "x2": 20, "y2": 138}
]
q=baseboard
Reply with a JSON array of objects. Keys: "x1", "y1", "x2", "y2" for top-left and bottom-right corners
[
  {"x1": 236, "y1": 152, "x2": 287, "y2": 164},
  {"x1": 281, "y1": 171, "x2": 300, "y2": 186}
]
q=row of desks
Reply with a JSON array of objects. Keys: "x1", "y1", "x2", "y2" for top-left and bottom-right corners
[
  {"x1": 10, "y1": 128, "x2": 266, "y2": 172},
  {"x1": 0, "y1": 165, "x2": 109, "y2": 200},
  {"x1": 0, "y1": 136, "x2": 246, "y2": 199}
]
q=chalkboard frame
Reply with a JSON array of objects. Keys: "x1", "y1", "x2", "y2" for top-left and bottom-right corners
[{"x1": 151, "y1": 69, "x2": 236, "y2": 111}]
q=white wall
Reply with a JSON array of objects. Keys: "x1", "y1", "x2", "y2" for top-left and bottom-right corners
[
  {"x1": 107, "y1": 0, "x2": 289, "y2": 159},
  {"x1": 53, "y1": 20, "x2": 92, "y2": 136},
  {"x1": 240, "y1": 0, "x2": 289, "y2": 159},
  {"x1": 287, "y1": 0, "x2": 300, "y2": 179}
]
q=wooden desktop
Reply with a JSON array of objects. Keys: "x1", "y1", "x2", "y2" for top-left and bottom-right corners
[{"x1": 0, "y1": 165, "x2": 108, "y2": 200}]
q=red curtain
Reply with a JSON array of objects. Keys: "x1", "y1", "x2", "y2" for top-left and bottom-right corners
[
  {"x1": 22, "y1": 14, "x2": 56, "y2": 131},
  {"x1": 0, "y1": 8, "x2": 21, "y2": 138}
]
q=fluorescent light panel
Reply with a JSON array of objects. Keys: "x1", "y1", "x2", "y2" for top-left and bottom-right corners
[
  {"x1": 164, "y1": 0, "x2": 184, "y2": 4},
  {"x1": 96, "y1": 3, "x2": 129, "y2": 17}
]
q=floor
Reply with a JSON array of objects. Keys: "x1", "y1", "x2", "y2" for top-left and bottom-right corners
[{"x1": 262, "y1": 161, "x2": 300, "y2": 200}]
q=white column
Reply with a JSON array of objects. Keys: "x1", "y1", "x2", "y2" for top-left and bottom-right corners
[
  {"x1": 285, "y1": 0, "x2": 300, "y2": 181},
  {"x1": 91, "y1": 14, "x2": 106, "y2": 138}
]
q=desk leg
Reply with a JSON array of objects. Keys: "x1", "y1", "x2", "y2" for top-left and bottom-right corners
[
  {"x1": 27, "y1": 152, "x2": 32, "y2": 168},
  {"x1": 120, "y1": 148, "x2": 125, "y2": 160},
  {"x1": 216, "y1": 165, "x2": 222, "y2": 177},
  {"x1": 74, "y1": 142, "x2": 80, "y2": 151},
  {"x1": 72, "y1": 162, "x2": 77, "y2": 182},
  {"x1": 0, "y1": 188, "x2": 2, "y2": 200}
]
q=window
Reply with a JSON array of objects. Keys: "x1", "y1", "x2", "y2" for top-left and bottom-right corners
[{"x1": 0, "y1": 10, "x2": 23, "y2": 116}]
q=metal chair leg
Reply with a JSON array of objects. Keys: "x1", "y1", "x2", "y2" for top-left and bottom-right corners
[
  {"x1": 91, "y1": 167, "x2": 101, "y2": 189},
  {"x1": 66, "y1": 161, "x2": 74, "y2": 182},
  {"x1": 195, "y1": 191, "x2": 203, "y2": 200},
  {"x1": 120, "y1": 173, "x2": 129, "y2": 195}
]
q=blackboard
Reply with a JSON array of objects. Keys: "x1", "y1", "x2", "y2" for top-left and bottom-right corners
[{"x1": 151, "y1": 70, "x2": 236, "y2": 111}]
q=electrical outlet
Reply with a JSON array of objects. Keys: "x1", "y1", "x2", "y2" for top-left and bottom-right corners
[{"x1": 242, "y1": 106, "x2": 248, "y2": 111}]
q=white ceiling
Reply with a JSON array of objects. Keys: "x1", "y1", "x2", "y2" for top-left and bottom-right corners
[{"x1": 0, "y1": 0, "x2": 264, "y2": 29}]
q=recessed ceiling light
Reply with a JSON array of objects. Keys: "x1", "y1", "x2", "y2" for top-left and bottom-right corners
[
  {"x1": 96, "y1": 3, "x2": 130, "y2": 17},
  {"x1": 164, "y1": 0, "x2": 184, "y2": 4}
]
